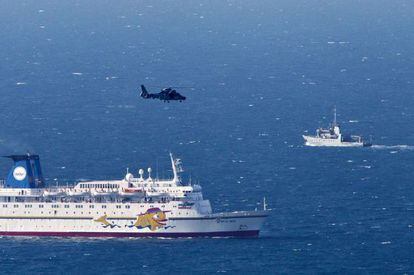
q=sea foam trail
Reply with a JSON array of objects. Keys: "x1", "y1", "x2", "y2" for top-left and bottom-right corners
[{"x1": 371, "y1": 145, "x2": 414, "y2": 150}]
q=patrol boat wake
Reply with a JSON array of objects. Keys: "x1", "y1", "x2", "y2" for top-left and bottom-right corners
[{"x1": 0, "y1": 153, "x2": 268, "y2": 238}]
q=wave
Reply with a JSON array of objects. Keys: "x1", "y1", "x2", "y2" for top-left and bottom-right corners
[{"x1": 371, "y1": 145, "x2": 414, "y2": 150}]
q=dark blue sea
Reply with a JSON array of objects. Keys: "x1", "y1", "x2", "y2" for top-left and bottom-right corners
[{"x1": 0, "y1": 0, "x2": 413, "y2": 273}]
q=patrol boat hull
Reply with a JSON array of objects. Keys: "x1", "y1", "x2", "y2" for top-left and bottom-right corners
[{"x1": 303, "y1": 135, "x2": 369, "y2": 147}]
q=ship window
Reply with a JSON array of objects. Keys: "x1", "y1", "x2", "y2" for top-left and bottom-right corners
[
  {"x1": 39, "y1": 205, "x2": 44, "y2": 208},
  {"x1": 125, "y1": 205, "x2": 130, "y2": 209},
  {"x1": 89, "y1": 205, "x2": 94, "y2": 209},
  {"x1": 101, "y1": 205, "x2": 107, "y2": 209},
  {"x1": 14, "y1": 205, "x2": 19, "y2": 208},
  {"x1": 64, "y1": 205, "x2": 69, "y2": 208},
  {"x1": 2, "y1": 205, "x2": 7, "y2": 208},
  {"x1": 116, "y1": 205, "x2": 121, "y2": 209}
]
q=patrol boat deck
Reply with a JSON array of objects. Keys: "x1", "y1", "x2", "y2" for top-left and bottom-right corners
[{"x1": 0, "y1": 153, "x2": 268, "y2": 238}]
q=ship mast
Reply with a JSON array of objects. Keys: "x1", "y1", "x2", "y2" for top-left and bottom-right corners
[
  {"x1": 333, "y1": 106, "x2": 337, "y2": 126},
  {"x1": 170, "y1": 153, "x2": 178, "y2": 182},
  {"x1": 170, "y1": 153, "x2": 184, "y2": 184}
]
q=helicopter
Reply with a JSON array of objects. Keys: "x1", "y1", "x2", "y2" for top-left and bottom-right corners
[{"x1": 140, "y1": 85, "x2": 186, "y2": 102}]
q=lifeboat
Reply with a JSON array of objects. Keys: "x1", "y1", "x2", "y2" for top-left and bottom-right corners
[
  {"x1": 119, "y1": 187, "x2": 145, "y2": 197},
  {"x1": 66, "y1": 189, "x2": 89, "y2": 197},
  {"x1": 42, "y1": 189, "x2": 66, "y2": 197},
  {"x1": 91, "y1": 189, "x2": 117, "y2": 197}
]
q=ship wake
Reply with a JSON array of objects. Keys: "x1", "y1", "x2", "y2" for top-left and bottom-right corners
[{"x1": 371, "y1": 145, "x2": 414, "y2": 151}]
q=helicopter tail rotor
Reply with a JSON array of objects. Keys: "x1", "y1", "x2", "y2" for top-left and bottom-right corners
[{"x1": 140, "y1": 85, "x2": 150, "y2": 98}]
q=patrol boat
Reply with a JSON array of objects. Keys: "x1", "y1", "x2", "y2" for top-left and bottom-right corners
[
  {"x1": 0, "y1": 153, "x2": 268, "y2": 238},
  {"x1": 302, "y1": 109, "x2": 372, "y2": 147}
]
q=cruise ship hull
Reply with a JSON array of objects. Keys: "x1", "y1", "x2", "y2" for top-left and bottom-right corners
[
  {"x1": 0, "y1": 230, "x2": 260, "y2": 238},
  {"x1": 0, "y1": 154, "x2": 269, "y2": 239},
  {"x1": 0, "y1": 211, "x2": 267, "y2": 238},
  {"x1": 303, "y1": 135, "x2": 369, "y2": 147}
]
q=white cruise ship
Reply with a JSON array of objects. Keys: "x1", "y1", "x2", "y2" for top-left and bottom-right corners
[
  {"x1": 303, "y1": 108, "x2": 372, "y2": 147},
  {"x1": 0, "y1": 153, "x2": 268, "y2": 238}
]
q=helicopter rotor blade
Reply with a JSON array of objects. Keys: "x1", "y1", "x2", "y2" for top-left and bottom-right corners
[{"x1": 146, "y1": 85, "x2": 197, "y2": 91}]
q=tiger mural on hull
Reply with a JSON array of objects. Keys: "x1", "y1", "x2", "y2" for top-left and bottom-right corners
[
  {"x1": 132, "y1": 208, "x2": 169, "y2": 231},
  {"x1": 94, "y1": 208, "x2": 172, "y2": 231}
]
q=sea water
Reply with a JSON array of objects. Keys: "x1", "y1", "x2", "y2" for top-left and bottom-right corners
[{"x1": 0, "y1": 1, "x2": 413, "y2": 273}]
